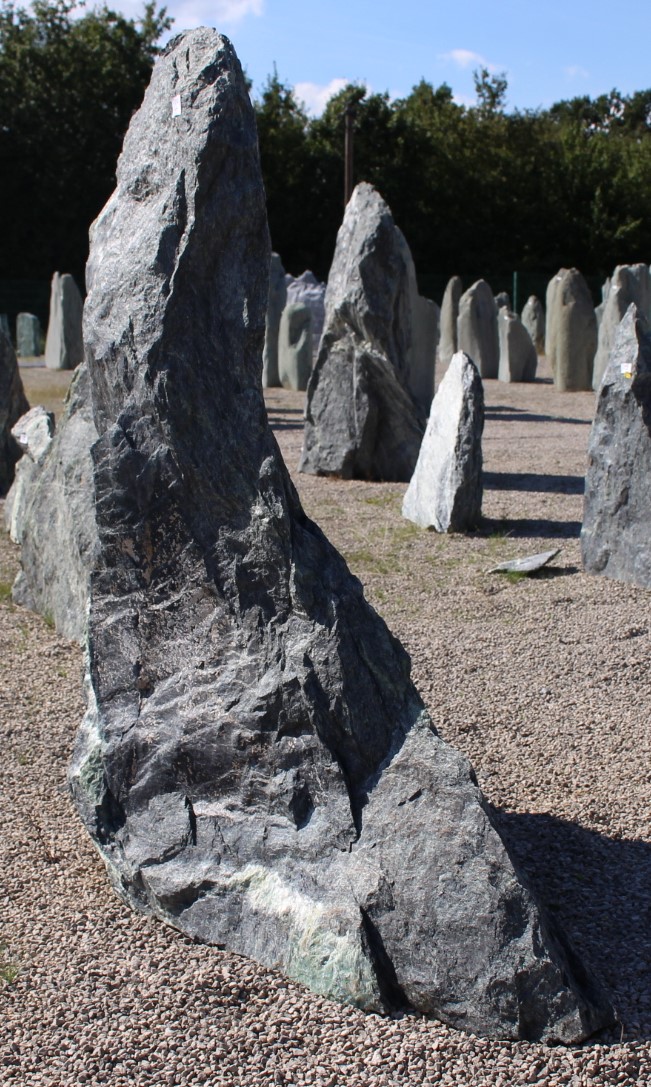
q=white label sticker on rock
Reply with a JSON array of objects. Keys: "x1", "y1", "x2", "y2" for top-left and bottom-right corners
[{"x1": 171, "y1": 94, "x2": 182, "y2": 117}]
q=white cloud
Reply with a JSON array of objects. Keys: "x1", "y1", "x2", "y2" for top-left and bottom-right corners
[
  {"x1": 440, "y1": 49, "x2": 494, "y2": 71},
  {"x1": 294, "y1": 78, "x2": 352, "y2": 116},
  {"x1": 565, "y1": 65, "x2": 589, "y2": 80},
  {"x1": 164, "y1": 0, "x2": 264, "y2": 30}
]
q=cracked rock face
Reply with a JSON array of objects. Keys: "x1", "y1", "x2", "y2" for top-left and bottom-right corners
[
  {"x1": 69, "y1": 28, "x2": 611, "y2": 1042},
  {"x1": 582, "y1": 304, "x2": 651, "y2": 586},
  {"x1": 299, "y1": 183, "x2": 426, "y2": 482}
]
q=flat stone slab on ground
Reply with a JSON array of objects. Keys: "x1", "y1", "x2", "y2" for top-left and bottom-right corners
[{"x1": 489, "y1": 547, "x2": 561, "y2": 575}]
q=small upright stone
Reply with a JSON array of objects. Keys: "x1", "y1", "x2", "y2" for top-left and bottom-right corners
[
  {"x1": 262, "y1": 252, "x2": 287, "y2": 387},
  {"x1": 521, "y1": 295, "x2": 545, "y2": 353},
  {"x1": 494, "y1": 291, "x2": 511, "y2": 311},
  {"x1": 457, "y1": 279, "x2": 499, "y2": 379},
  {"x1": 498, "y1": 309, "x2": 537, "y2": 383},
  {"x1": 44, "y1": 272, "x2": 84, "y2": 371},
  {"x1": 278, "y1": 301, "x2": 312, "y2": 391},
  {"x1": 285, "y1": 270, "x2": 326, "y2": 358},
  {"x1": 582, "y1": 305, "x2": 651, "y2": 586},
  {"x1": 16, "y1": 313, "x2": 41, "y2": 357},
  {"x1": 545, "y1": 268, "x2": 597, "y2": 391},
  {"x1": 439, "y1": 275, "x2": 462, "y2": 367},
  {"x1": 592, "y1": 264, "x2": 651, "y2": 390},
  {"x1": 0, "y1": 327, "x2": 30, "y2": 494},
  {"x1": 300, "y1": 183, "x2": 425, "y2": 481},
  {"x1": 403, "y1": 351, "x2": 484, "y2": 532}
]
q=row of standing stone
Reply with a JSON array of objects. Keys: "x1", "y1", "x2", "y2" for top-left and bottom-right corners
[{"x1": 1, "y1": 271, "x2": 84, "y2": 369}]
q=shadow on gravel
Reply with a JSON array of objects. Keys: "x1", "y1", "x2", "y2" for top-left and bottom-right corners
[
  {"x1": 492, "y1": 807, "x2": 651, "y2": 1044},
  {"x1": 480, "y1": 516, "x2": 583, "y2": 540},
  {"x1": 484, "y1": 471, "x2": 585, "y2": 496},
  {"x1": 486, "y1": 406, "x2": 591, "y2": 426}
]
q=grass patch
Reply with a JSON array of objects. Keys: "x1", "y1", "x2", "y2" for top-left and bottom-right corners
[
  {"x1": 0, "y1": 945, "x2": 19, "y2": 985},
  {"x1": 0, "y1": 580, "x2": 13, "y2": 603}
]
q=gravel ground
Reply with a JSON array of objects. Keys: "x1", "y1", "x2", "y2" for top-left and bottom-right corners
[{"x1": 2, "y1": 358, "x2": 651, "y2": 1086}]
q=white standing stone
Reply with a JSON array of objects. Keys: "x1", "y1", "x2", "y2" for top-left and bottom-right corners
[
  {"x1": 498, "y1": 310, "x2": 537, "y2": 383},
  {"x1": 457, "y1": 280, "x2": 499, "y2": 379},
  {"x1": 545, "y1": 268, "x2": 597, "y2": 391},
  {"x1": 278, "y1": 302, "x2": 312, "y2": 391},
  {"x1": 44, "y1": 272, "x2": 84, "y2": 371},
  {"x1": 402, "y1": 351, "x2": 484, "y2": 532},
  {"x1": 521, "y1": 295, "x2": 545, "y2": 353}
]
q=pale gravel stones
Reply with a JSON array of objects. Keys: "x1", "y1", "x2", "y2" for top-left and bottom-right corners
[
  {"x1": 498, "y1": 309, "x2": 537, "y2": 383},
  {"x1": 521, "y1": 295, "x2": 545, "y2": 353},
  {"x1": 70, "y1": 31, "x2": 606, "y2": 1039},
  {"x1": 439, "y1": 275, "x2": 462, "y2": 367},
  {"x1": 278, "y1": 301, "x2": 312, "y2": 391},
  {"x1": 592, "y1": 264, "x2": 651, "y2": 390},
  {"x1": 545, "y1": 268, "x2": 597, "y2": 391},
  {"x1": 262, "y1": 252, "x2": 287, "y2": 387},
  {"x1": 300, "y1": 183, "x2": 426, "y2": 481},
  {"x1": 402, "y1": 351, "x2": 483, "y2": 531},
  {"x1": 0, "y1": 326, "x2": 30, "y2": 494},
  {"x1": 457, "y1": 279, "x2": 499, "y2": 379},
  {"x1": 44, "y1": 272, "x2": 84, "y2": 371},
  {"x1": 582, "y1": 305, "x2": 651, "y2": 586}
]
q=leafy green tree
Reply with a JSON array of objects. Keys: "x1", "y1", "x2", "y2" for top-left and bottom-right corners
[{"x1": 0, "y1": 0, "x2": 171, "y2": 283}]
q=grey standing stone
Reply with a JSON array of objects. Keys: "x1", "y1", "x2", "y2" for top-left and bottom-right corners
[
  {"x1": 498, "y1": 309, "x2": 537, "y2": 383},
  {"x1": 494, "y1": 291, "x2": 511, "y2": 311},
  {"x1": 521, "y1": 295, "x2": 545, "y2": 353},
  {"x1": 592, "y1": 264, "x2": 651, "y2": 390},
  {"x1": 299, "y1": 183, "x2": 425, "y2": 481},
  {"x1": 439, "y1": 275, "x2": 462, "y2": 367},
  {"x1": 285, "y1": 270, "x2": 326, "y2": 357},
  {"x1": 262, "y1": 252, "x2": 286, "y2": 387},
  {"x1": 545, "y1": 268, "x2": 597, "y2": 391},
  {"x1": 278, "y1": 301, "x2": 312, "y2": 391},
  {"x1": 0, "y1": 327, "x2": 29, "y2": 494},
  {"x1": 402, "y1": 351, "x2": 483, "y2": 531},
  {"x1": 68, "y1": 29, "x2": 611, "y2": 1042},
  {"x1": 581, "y1": 304, "x2": 651, "y2": 586},
  {"x1": 408, "y1": 293, "x2": 439, "y2": 414},
  {"x1": 44, "y1": 272, "x2": 84, "y2": 371},
  {"x1": 5, "y1": 406, "x2": 55, "y2": 542},
  {"x1": 16, "y1": 313, "x2": 42, "y2": 357},
  {"x1": 10, "y1": 363, "x2": 98, "y2": 642},
  {"x1": 457, "y1": 279, "x2": 499, "y2": 379}
]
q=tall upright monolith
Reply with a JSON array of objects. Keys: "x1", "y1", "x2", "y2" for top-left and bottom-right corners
[
  {"x1": 299, "y1": 183, "x2": 427, "y2": 481},
  {"x1": 44, "y1": 272, "x2": 84, "y2": 371},
  {"x1": 262, "y1": 252, "x2": 286, "y2": 387},
  {"x1": 457, "y1": 279, "x2": 499, "y2": 379},
  {"x1": 592, "y1": 264, "x2": 651, "y2": 390},
  {"x1": 69, "y1": 28, "x2": 610, "y2": 1043},
  {"x1": 521, "y1": 296, "x2": 545, "y2": 354},
  {"x1": 582, "y1": 304, "x2": 651, "y2": 585},
  {"x1": 439, "y1": 275, "x2": 462, "y2": 368},
  {"x1": 545, "y1": 268, "x2": 597, "y2": 391}
]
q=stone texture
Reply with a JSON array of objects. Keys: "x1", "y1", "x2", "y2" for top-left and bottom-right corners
[
  {"x1": 494, "y1": 291, "x2": 511, "y2": 311},
  {"x1": 16, "y1": 313, "x2": 41, "y2": 357},
  {"x1": 68, "y1": 28, "x2": 610, "y2": 1043},
  {"x1": 581, "y1": 304, "x2": 651, "y2": 586},
  {"x1": 545, "y1": 269, "x2": 597, "y2": 392},
  {"x1": 45, "y1": 272, "x2": 84, "y2": 371},
  {"x1": 10, "y1": 363, "x2": 98, "y2": 642},
  {"x1": 498, "y1": 309, "x2": 537, "y2": 383},
  {"x1": 299, "y1": 183, "x2": 426, "y2": 481},
  {"x1": 262, "y1": 253, "x2": 286, "y2": 387},
  {"x1": 278, "y1": 301, "x2": 312, "y2": 391},
  {"x1": 457, "y1": 280, "x2": 499, "y2": 379},
  {"x1": 409, "y1": 293, "x2": 439, "y2": 414},
  {"x1": 592, "y1": 264, "x2": 651, "y2": 390},
  {"x1": 0, "y1": 327, "x2": 30, "y2": 494},
  {"x1": 439, "y1": 275, "x2": 462, "y2": 367},
  {"x1": 285, "y1": 270, "x2": 326, "y2": 358},
  {"x1": 4, "y1": 406, "x2": 55, "y2": 542},
  {"x1": 521, "y1": 295, "x2": 545, "y2": 353},
  {"x1": 402, "y1": 352, "x2": 484, "y2": 531}
]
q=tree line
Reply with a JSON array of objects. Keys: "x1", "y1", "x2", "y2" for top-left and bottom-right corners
[{"x1": 2, "y1": 0, "x2": 651, "y2": 309}]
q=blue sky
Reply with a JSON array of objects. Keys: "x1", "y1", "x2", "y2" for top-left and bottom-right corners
[{"x1": 114, "y1": 0, "x2": 651, "y2": 115}]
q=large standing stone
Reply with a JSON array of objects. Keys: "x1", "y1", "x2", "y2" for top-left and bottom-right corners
[
  {"x1": 68, "y1": 29, "x2": 610, "y2": 1042},
  {"x1": 278, "y1": 301, "x2": 312, "y2": 391},
  {"x1": 439, "y1": 275, "x2": 462, "y2": 368},
  {"x1": 409, "y1": 293, "x2": 439, "y2": 414},
  {"x1": 545, "y1": 268, "x2": 597, "y2": 391},
  {"x1": 592, "y1": 264, "x2": 651, "y2": 390},
  {"x1": 498, "y1": 309, "x2": 537, "y2": 383},
  {"x1": 0, "y1": 328, "x2": 30, "y2": 494},
  {"x1": 9, "y1": 364, "x2": 98, "y2": 642},
  {"x1": 581, "y1": 305, "x2": 651, "y2": 585},
  {"x1": 402, "y1": 352, "x2": 483, "y2": 531},
  {"x1": 457, "y1": 279, "x2": 499, "y2": 379},
  {"x1": 285, "y1": 270, "x2": 326, "y2": 358},
  {"x1": 521, "y1": 295, "x2": 545, "y2": 353},
  {"x1": 44, "y1": 272, "x2": 84, "y2": 371},
  {"x1": 16, "y1": 313, "x2": 42, "y2": 357},
  {"x1": 262, "y1": 252, "x2": 286, "y2": 387},
  {"x1": 299, "y1": 183, "x2": 426, "y2": 481}
]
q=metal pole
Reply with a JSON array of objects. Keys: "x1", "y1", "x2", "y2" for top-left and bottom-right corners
[
  {"x1": 344, "y1": 101, "x2": 355, "y2": 207},
  {"x1": 512, "y1": 270, "x2": 519, "y2": 314}
]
